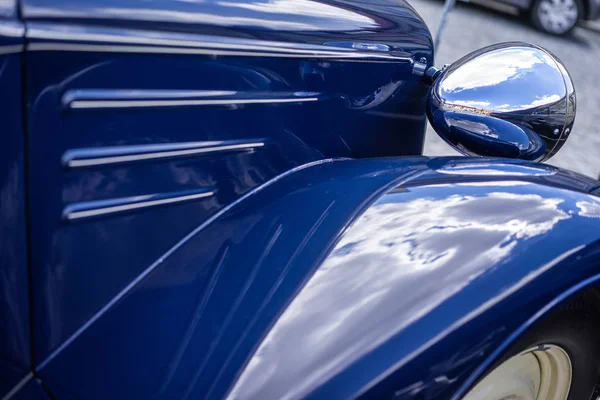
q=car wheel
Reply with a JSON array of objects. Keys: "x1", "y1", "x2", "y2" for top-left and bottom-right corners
[
  {"x1": 462, "y1": 293, "x2": 600, "y2": 399},
  {"x1": 530, "y1": 0, "x2": 582, "y2": 35}
]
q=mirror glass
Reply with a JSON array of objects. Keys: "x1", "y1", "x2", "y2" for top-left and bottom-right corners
[{"x1": 427, "y1": 42, "x2": 575, "y2": 162}]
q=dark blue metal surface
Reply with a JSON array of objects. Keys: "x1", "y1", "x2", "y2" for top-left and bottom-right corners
[
  {"x1": 230, "y1": 158, "x2": 600, "y2": 400},
  {"x1": 0, "y1": 0, "x2": 16, "y2": 19},
  {"x1": 22, "y1": 0, "x2": 433, "y2": 363},
  {"x1": 35, "y1": 157, "x2": 600, "y2": 399},
  {"x1": 1, "y1": 373, "x2": 51, "y2": 400},
  {"x1": 0, "y1": 19, "x2": 30, "y2": 399},
  {"x1": 21, "y1": 0, "x2": 430, "y2": 40}
]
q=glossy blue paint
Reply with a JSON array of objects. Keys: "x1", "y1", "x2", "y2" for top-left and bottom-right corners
[
  {"x1": 0, "y1": 0, "x2": 16, "y2": 19},
  {"x1": 34, "y1": 157, "x2": 427, "y2": 399},
  {"x1": 22, "y1": 0, "x2": 433, "y2": 363},
  {"x1": 1, "y1": 373, "x2": 51, "y2": 400},
  {"x1": 34, "y1": 157, "x2": 600, "y2": 399},
  {"x1": 232, "y1": 158, "x2": 600, "y2": 400},
  {"x1": 0, "y1": 20, "x2": 30, "y2": 399},
  {"x1": 15, "y1": 0, "x2": 600, "y2": 398},
  {"x1": 21, "y1": 0, "x2": 431, "y2": 38}
]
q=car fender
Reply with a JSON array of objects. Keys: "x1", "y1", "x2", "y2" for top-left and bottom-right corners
[
  {"x1": 36, "y1": 157, "x2": 600, "y2": 400},
  {"x1": 228, "y1": 157, "x2": 600, "y2": 400}
]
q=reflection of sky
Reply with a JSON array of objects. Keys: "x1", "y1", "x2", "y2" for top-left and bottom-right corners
[
  {"x1": 439, "y1": 48, "x2": 566, "y2": 112},
  {"x1": 228, "y1": 182, "x2": 572, "y2": 400},
  {"x1": 217, "y1": 0, "x2": 376, "y2": 25},
  {"x1": 450, "y1": 94, "x2": 561, "y2": 111},
  {"x1": 446, "y1": 118, "x2": 499, "y2": 139},
  {"x1": 436, "y1": 162, "x2": 556, "y2": 176},
  {"x1": 0, "y1": 0, "x2": 14, "y2": 18},
  {"x1": 26, "y1": 0, "x2": 379, "y2": 31},
  {"x1": 577, "y1": 198, "x2": 600, "y2": 218},
  {"x1": 442, "y1": 49, "x2": 545, "y2": 91}
]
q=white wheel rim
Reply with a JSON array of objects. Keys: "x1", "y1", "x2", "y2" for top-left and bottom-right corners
[
  {"x1": 463, "y1": 344, "x2": 572, "y2": 400},
  {"x1": 537, "y1": 0, "x2": 579, "y2": 34}
]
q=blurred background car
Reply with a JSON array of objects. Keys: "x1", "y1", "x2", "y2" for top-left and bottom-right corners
[
  {"x1": 502, "y1": 0, "x2": 599, "y2": 35},
  {"x1": 453, "y1": 0, "x2": 600, "y2": 34},
  {"x1": 526, "y1": 0, "x2": 599, "y2": 34}
]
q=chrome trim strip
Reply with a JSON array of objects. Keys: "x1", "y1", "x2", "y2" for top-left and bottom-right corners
[
  {"x1": 62, "y1": 89, "x2": 321, "y2": 109},
  {"x1": 70, "y1": 97, "x2": 320, "y2": 108},
  {"x1": 63, "y1": 89, "x2": 238, "y2": 105},
  {"x1": 62, "y1": 140, "x2": 266, "y2": 168},
  {"x1": 1, "y1": 373, "x2": 33, "y2": 400},
  {"x1": 28, "y1": 42, "x2": 406, "y2": 61},
  {"x1": 0, "y1": 22, "x2": 25, "y2": 38},
  {"x1": 26, "y1": 23, "x2": 412, "y2": 62},
  {"x1": 63, "y1": 189, "x2": 214, "y2": 221},
  {"x1": 0, "y1": 45, "x2": 23, "y2": 55}
]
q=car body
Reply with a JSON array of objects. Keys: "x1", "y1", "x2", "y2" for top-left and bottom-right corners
[{"x1": 1, "y1": 0, "x2": 600, "y2": 398}]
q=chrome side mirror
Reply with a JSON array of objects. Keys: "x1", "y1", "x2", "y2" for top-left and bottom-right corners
[{"x1": 426, "y1": 42, "x2": 575, "y2": 162}]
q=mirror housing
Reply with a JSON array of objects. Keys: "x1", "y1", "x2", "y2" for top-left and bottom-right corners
[{"x1": 426, "y1": 42, "x2": 575, "y2": 162}]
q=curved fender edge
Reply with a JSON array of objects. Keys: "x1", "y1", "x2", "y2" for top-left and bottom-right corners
[
  {"x1": 229, "y1": 157, "x2": 600, "y2": 400},
  {"x1": 35, "y1": 157, "x2": 430, "y2": 400}
]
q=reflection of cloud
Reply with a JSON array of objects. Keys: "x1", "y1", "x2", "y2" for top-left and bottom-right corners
[
  {"x1": 228, "y1": 184, "x2": 570, "y2": 400},
  {"x1": 96, "y1": 7, "x2": 319, "y2": 29},
  {"x1": 577, "y1": 199, "x2": 600, "y2": 218},
  {"x1": 437, "y1": 163, "x2": 556, "y2": 176},
  {"x1": 33, "y1": 0, "x2": 378, "y2": 31},
  {"x1": 495, "y1": 94, "x2": 561, "y2": 110},
  {"x1": 441, "y1": 48, "x2": 552, "y2": 93},
  {"x1": 217, "y1": 0, "x2": 377, "y2": 27},
  {"x1": 438, "y1": 47, "x2": 567, "y2": 113}
]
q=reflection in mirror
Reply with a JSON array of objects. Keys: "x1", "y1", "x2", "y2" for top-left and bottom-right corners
[{"x1": 427, "y1": 43, "x2": 575, "y2": 162}]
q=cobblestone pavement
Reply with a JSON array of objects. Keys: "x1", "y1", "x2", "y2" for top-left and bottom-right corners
[{"x1": 411, "y1": 0, "x2": 600, "y2": 178}]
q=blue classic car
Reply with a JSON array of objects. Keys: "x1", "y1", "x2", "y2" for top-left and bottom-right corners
[{"x1": 1, "y1": 0, "x2": 599, "y2": 399}]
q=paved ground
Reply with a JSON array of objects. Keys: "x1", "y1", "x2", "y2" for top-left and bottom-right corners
[{"x1": 410, "y1": 0, "x2": 600, "y2": 178}]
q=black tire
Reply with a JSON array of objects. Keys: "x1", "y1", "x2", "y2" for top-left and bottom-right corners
[
  {"x1": 530, "y1": 0, "x2": 583, "y2": 35},
  {"x1": 477, "y1": 291, "x2": 600, "y2": 399}
]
